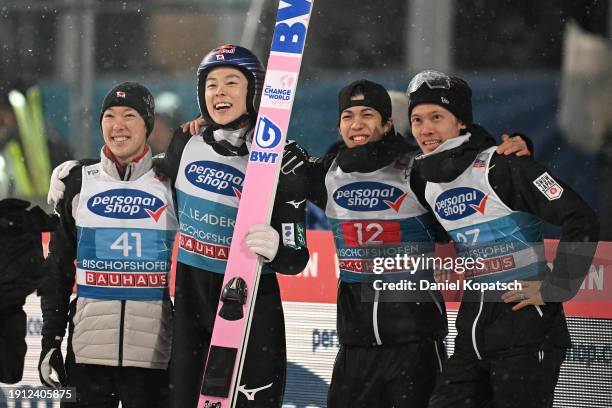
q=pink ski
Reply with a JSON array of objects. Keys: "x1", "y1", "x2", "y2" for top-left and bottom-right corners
[{"x1": 197, "y1": 1, "x2": 314, "y2": 407}]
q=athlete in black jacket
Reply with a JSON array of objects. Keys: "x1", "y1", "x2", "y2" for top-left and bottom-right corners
[
  {"x1": 408, "y1": 70, "x2": 599, "y2": 408},
  {"x1": 308, "y1": 79, "x2": 531, "y2": 408}
]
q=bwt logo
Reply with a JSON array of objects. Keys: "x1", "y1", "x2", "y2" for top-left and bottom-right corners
[
  {"x1": 333, "y1": 182, "x2": 408, "y2": 212},
  {"x1": 251, "y1": 116, "x2": 282, "y2": 164},
  {"x1": 87, "y1": 189, "x2": 167, "y2": 220},
  {"x1": 271, "y1": 0, "x2": 312, "y2": 55},
  {"x1": 185, "y1": 161, "x2": 243, "y2": 198},
  {"x1": 435, "y1": 187, "x2": 489, "y2": 221}
]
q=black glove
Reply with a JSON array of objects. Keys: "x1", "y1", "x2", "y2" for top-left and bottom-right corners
[{"x1": 38, "y1": 336, "x2": 67, "y2": 388}]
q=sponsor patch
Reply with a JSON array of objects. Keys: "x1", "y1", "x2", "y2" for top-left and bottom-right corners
[
  {"x1": 295, "y1": 222, "x2": 306, "y2": 247},
  {"x1": 87, "y1": 189, "x2": 166, "y2": 220},
  {"x1": 333, "y1": 182, "x2": 407, "y2": 212},
  {"x1": 434, "y1": 187, "x2": 488, "y2": 220},
  {"x1": 282, "y1": 223, "x2": 296, "y2": 247},
  {"x1": 215, "y1": 44, "x2": 236, "y2": 54},
  {"x1": 259, "y1": 71, "x2": 297, "y2": 109},
  {"x1": 533, "y1": 172, "x2": 563, "y2": 200},
  {"x1": 184, "y1": 160, "x2": 243, "y2": 198}
]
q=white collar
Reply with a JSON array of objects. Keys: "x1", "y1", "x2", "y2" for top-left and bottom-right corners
[
  {"x1": 418, "y1": 132, "x2": 472, "y2": 159},
  {"x1": 212, "y1": 127, "x2": 251, "y2": 147}
]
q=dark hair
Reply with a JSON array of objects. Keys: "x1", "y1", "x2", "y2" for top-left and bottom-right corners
[{"x1": 338, "y1": 79, "x2": 392, "y2": 125}]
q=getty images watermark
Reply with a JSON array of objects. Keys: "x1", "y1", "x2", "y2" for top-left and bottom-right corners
[{"x1": 370, "y1": 254, "x2": 523, "y2": 292}]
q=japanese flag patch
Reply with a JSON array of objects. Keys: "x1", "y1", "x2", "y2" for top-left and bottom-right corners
[{"x1": 533, "y1": 172, "x2": 563, "y2": 200}]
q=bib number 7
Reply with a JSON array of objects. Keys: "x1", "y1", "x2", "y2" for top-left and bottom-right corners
[{"x1": 455, "y1": 228, "x2": 480, "y2": 247}]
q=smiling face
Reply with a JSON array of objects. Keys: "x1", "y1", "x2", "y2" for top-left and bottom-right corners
[
  {"x1": 410, "y1": 103, "x2": 466, "y2": 154},
  {"x1": 101, "y1": 106, "x2": 147, "y2": 164},
  {"x1": 204, "y1": 67, "x2": 249, "y2": 125},
  {"x1": 339, "y1": 95, "x2": 392, "y2": 149}
]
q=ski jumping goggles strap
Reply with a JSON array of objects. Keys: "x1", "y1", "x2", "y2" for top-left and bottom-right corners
[{"x1": 406, "y1": 70, "x2": 452, "y2": 95}]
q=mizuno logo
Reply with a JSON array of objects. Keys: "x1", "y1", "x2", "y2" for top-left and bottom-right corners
[
  {"x1": 238, "y1": 383, "x2": 273, "y2": 401},
  {"x1": 286, "y1": 199, "x2": 306, "y2": 208}
]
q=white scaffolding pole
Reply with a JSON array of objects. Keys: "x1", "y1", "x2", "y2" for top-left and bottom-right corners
[{"x1": 405, "y1": 0, "x2": 453, "y2": 73}]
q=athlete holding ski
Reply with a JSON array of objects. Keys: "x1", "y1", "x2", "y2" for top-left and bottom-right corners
[
  {"x1": 307, "y1": 79, "x2": 531, "y2": 408},
  {"x1": 156, "y1": 44, "x2": 310, "y2": 408},
  {"x1": 39, "y1": 83, "x2": 176, "y2": 407},
  {"x1": 407, "y1": 70, "x2": 599, "y2": 407}
]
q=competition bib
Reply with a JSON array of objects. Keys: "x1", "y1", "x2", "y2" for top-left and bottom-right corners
[{"x1": 75, "y1": 164, "x2": 178, "y2": 300}]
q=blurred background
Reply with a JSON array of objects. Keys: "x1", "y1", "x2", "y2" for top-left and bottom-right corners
[{"x1": 0, "y1": 0, "x2": 610, "y2": 237}]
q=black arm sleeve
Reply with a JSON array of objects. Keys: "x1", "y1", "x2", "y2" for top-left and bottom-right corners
[
  {"x1": 488, "y1": 154, "x2": 599, "y2": 302},
  {"x1": 306, "y1": 152, "x2": 336, "y2": 210},
  {"x1": 0, "y1": 309, "x2": 27, "y2": 383},
  {"x1": 39, "y1": 166, "x2": 84, "y2": 341},
  {"x1": 153, "y1": 127, "x2": 190, "y2": 183},
  {"x1": 267, "y1": 141, "x2": 311, "y2": 275}
]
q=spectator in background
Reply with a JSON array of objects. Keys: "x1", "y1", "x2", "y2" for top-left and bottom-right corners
[
  {"x1": 0, "y1": 198, "x2": 56, "y2": 383},
  {"x1": 0, "y1": 80, "x2": 73, "y2": 198},
  {"x1": 149, "y1": 91, "x2": 184, "y2": 155}
]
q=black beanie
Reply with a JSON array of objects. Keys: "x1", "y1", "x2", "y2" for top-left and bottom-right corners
[
  {"x1": 100, "y1": 82, "x2": 155, "y2": 136},
  {"x1": 338, "y1": 79, "x2": 392, "y2": 124},
  {"x1": 408, "y1": 76, "x2": 473, "y2": 126}
]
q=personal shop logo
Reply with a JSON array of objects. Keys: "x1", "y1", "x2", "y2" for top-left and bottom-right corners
[
  {"x1": 435, "y1": 187, "x2": 489, "y2": 220},
  {"x1": 87, "y1": 189, "x2": 167, "y2": 220},
  {"x1": 184, "y1": 160, "x2": 243, "y2": 199},
  {"x1": 333, "y1": 182, "x2": 407, "y2": 212}
]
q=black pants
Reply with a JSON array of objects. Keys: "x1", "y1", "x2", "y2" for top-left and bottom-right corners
[
  {"x1": 327, "y1": 339, "x2": 445, "y2": 408},
  {"x1": 169, "y1": 265, "x2": 286, "y2": 408},
  {"x1": 62, "y1": 362, "x2": 169, "y2": 408},
  {"x1": 61, "y1": 301, "x2": 169, "y2": 408},
  {"x1": 428, "y1": 348, "x2": 566, "y2": 408}
]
